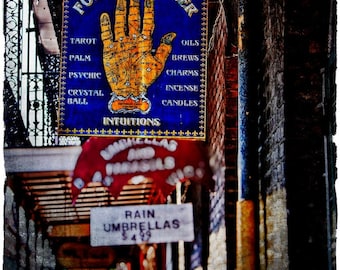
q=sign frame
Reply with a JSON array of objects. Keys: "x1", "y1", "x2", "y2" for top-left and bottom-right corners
[
  {"x1": 58, "y1": 0, "x2": 208, "y2": 140},
  {"x1": 90, "y1": 203, "x2": 194, "y2": 246}
]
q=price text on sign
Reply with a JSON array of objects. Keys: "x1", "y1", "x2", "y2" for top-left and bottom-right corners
[{"x1": 90, "y1": 203, "x2": 194, "y2": 246}]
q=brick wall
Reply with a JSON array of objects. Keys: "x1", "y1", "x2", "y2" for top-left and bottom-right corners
[
  {"x1": 206, "y1": 4, "x2": 228, "y2": 269},
  {"x1": 224, "y1": 49, "x2": 238, "y2": 270},
  {"x1": 207, "y1": 3, "x2": 238, "y2": 269},
  {"x1": 257, "y1": 0, "x2": 336, "y2": 269},
  {"x1": 284, "y1": 0, "x2": 335, "y2": 268},
  {"x1": 206, "y1": 0, "x2": 336, "y2": 268},
  {"x1": 257, "y1": 0, "x2": 289, "y2": 269}
]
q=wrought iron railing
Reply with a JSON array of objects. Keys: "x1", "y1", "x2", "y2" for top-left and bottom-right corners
[
  {"x1": 4, "y1": 0, "x2": 23, "y2": 103},
  {"x1": 4, "y1": 0, "x2": 81, "y2": 147}
]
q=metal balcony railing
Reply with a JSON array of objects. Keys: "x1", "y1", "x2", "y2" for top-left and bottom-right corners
[{"x1": 4, "y1": 0, "x2": 82, "y2": 147}]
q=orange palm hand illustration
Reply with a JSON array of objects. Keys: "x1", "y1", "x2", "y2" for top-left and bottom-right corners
[{"x1": 100, "y1": 0, "x2": 176, "y2": 113}]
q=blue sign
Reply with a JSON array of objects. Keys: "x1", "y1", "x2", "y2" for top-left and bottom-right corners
[{"x1": 59, "y1": 0, "x2": 208, "y2": 139}]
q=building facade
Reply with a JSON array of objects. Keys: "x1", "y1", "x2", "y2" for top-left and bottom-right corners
[{"x1": 3, "y1": 0, "x2": 337, "y2": 269}]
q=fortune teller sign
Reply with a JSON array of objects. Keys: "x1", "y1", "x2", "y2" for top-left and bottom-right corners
[{"x1": 59, "y1": 0, "x2": 208, "y2": 140}]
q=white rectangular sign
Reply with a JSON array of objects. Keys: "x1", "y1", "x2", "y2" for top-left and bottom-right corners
[{"x1": 90, "y1": 203, "x2": 194, "y2": 246}]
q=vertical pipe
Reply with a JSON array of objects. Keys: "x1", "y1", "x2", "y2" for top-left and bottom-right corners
[
  {"x1": 166, "y1": 243, "x2": 173, "y2": 270},
  {"x1": 237, "y1": 0, "x2": 256, "y2": 268},
  {"x1": 238, "y1": 0, "x2": 250, "y2": 201},
  {"x1": 323, "y1": 1, "x2": 336, "y2": 267},
  {"x1": 321, "y1": 69, "x2": 333, "y2": 270},
  {"x1": 176, "y1": 183, "x2": 185, "y2": 270}
]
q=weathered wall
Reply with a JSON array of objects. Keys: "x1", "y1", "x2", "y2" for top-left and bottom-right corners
[
  {"x1": 257, "y1": 0, "x2": 337, "y2": 269},
  {"x1": 284, "y1": 0, "x2": 336, "y2": 268},
  {"x1": 208, "y1": 0, "x2": 337, "y2": 269},
  {"x1": 207, "y1": 1, "x2": 239, "y2": 269},
  {"x1": 257, "y1": 0, "x2": 289, "y2": 269},
  {"x1": 206, "y1": 3, "x2": 229, "y2": 269}
]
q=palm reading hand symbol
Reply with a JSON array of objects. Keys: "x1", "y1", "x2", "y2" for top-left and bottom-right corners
[{"x1": 100, "y1": 0, "x2": 176, "y2": 113}]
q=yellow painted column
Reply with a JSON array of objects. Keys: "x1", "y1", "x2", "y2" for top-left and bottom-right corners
[{"x1": 236, "y1": 200, "x2": 255, "y2": 270}]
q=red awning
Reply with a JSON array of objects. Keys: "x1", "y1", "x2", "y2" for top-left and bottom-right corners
[{"x1": 71, "y1": 137, "x2": 214, "y2": 204}]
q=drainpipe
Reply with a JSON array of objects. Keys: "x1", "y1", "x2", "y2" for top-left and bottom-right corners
[{"x1": 237, "y1": 0, "x2": 256, "y2": 269}]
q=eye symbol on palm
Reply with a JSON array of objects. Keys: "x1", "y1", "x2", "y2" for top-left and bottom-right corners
[{"x1": 100, "y1": 0, "x2": 176, "y2": 114}]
